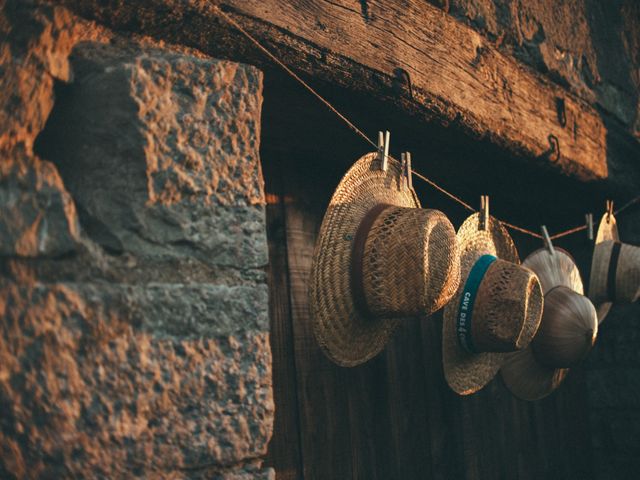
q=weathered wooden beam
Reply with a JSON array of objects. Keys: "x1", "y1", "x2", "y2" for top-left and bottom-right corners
[
  {"x1": 222, "y1": 0, "x2": 607, "y2": 181},
  {"x1": 57, "y1": 0, "x2": 632, "y2": 184}
]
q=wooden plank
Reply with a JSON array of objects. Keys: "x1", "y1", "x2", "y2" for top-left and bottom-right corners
[
  {"x1": 263, "y1": 155, "x2": 304, "y2": 480},
  {"x1": 280, "y1": 167, "x2": 354, "y2": 480},
  {"x1": 383, "y1": 320, "x2": 434, "y2": 479},
  {"x1": 419, "y1": 312, "x2": 465, "y2": 480},
  {"x1": 60, "y1": 0, "x2": 612, "y2": 182},
  {"x1": 344, "y1": 355, "x2": 395, "y2": 480},
  {"x1": 265, "y1": 157, "x2": 596, "y2": 479}
]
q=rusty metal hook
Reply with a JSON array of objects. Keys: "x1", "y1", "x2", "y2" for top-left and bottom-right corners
[{"x1": 547, "y1": 134, "x2": 560, "y2": 163}]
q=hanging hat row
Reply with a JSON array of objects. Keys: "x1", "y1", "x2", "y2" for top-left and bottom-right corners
[{"x1": 309, "y1": 139, "x2": 640, "y2": 400}]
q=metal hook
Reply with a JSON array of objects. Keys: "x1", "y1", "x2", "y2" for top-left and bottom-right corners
[
  {"x1": 378, "y1": 130, "x2": 390, "y2": 171},
  {"x1": 479, "y1": 195, "x2": 490, "y2": 231},
  {"x1": 547, "y1": 134, "x2": 560, "y2": 163},
  {"x1": 541, "y1": 225, "x2": 555, "y2": 255},
  {"x1": 606, "y1": 200, "x2": 614, "y2": 223},
  {"x1": 586, "y1": 213, "x2": 594, "y2": 240}
]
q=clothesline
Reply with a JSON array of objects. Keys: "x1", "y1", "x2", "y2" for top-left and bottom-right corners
[{"x1": 212, "y1": 5, "x2": 640, "y2": 241}]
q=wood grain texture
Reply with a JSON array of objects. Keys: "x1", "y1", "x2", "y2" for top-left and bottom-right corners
[
  {"x1": 57, "y1": 0, "x2": 622, "y2": 184},
  {"x1": 264, "y1": 150, "x2": 596, "y2": 479},
  {"x1": 220, "y1": 0, "x2": 607, "y2": 181},
  {"x1": 263, "y1": 158, "x2": 304, "y2": 480},
  {"x1": 281, "y1": 167, "x2": 353, "y2": 480}
]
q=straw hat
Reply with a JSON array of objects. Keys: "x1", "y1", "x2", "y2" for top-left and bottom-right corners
[
  {"x1": 442, "y1": 213, "x2": 543, "y2": 395},
  {"x1": 501, "y1": 248, "x2": 598, "y2": 400},
  {"x1": 589, "y1": 213, "x2": 640, "y2": 324},
  {"x1": 309, "y1": 152, "x2": 460, "y2": 367}
]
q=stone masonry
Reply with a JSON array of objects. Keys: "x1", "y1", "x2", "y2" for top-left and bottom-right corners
[{"x1": 0, "y1": 2, "x2": 273, "y2": 478}]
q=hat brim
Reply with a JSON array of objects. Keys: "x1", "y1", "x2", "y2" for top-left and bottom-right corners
[
  {"x1": 309, "y1": 152, "x2": 420, "y2": 367},
  {"x1": 501, "y1": 248, "x2": 581, "y2": 400},
  {"x1": 590, "y1": 213, "x2": 619, "y2": 324},
  {"x1": 500, "y1": 349, "x2": 568, "y2": 401},
  {"x1": 442, "y1": 213, "x2": 520, "y2": 395}
]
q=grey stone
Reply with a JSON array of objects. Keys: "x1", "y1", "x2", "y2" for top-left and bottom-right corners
[
  {"x1": 35, "y1": 42, "x2": 267, "y2": 268},
  {"x1": 1, "y1": 10, "x2": 272, "y2": 478},
  {"x1": 0, "y1": 146, "x2": 80, "y2": 257},
  {"x1": 211, "y1": 466, "x2": 276, "y2": 480},
  {"x1": 0, "y1": 1, "x2": 111, "y2": 152},
  {"x1": 0, "y1": 283, "x2": 274, "y2": 478},
  {"x1": 68, "y1": 282, "x2": 270, "y2": 337}
]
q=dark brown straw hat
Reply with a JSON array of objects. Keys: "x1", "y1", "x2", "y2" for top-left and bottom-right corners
[
  {"x1": 309, "y1": 152, "x2": 460, "y2": 367},
  {"x1": 589, "y1": 213, "x2": 640, "y2": 324},
  {"x1": 501, "y1": 248, "x2": 598, "y2": 401},
  {"x1": 443, "y1": 213, "x2": 543, "y2": 395}
]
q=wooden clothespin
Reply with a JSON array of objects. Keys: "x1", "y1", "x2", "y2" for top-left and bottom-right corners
[
  {"x1": 401, "y1": 152, "x2": 412, "y2": 190},
  {"x1": 606, "y1": 200, "x2": 614, "y2": 223},
  {"x1": 378, "y1": 130, "x2": 390, "y2": 172},
  {"x1": 479, "y1": 195, "x2": 490, "y2": 231},
  {"x1": 585, "y1": 213, "x2": 594, "y2": 240},
  {"x1": 541, "y1": 225, "x2": 555, "y2": 255}
]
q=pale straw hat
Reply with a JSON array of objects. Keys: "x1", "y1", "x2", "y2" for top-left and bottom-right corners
[
  {"x1": 589, "y1": 213, "x2": 640, "y2": 324},
  {"x1": 309, "y1": 152, "x2": 460, "y2": 367},
  {"x1": 501, "y1": 248, "x2": 598, "y2": 400},
  {"x1": 442, "y1": 213, "x2": 543, "y2": 395}
]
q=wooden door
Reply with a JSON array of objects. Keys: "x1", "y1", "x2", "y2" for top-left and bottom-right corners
[
  {"x1": 262, "y1": 149, "x2": 595, "y2": 480},
  {"x1": 260, "y1": 69, "x2": 598, "y2": 480}
]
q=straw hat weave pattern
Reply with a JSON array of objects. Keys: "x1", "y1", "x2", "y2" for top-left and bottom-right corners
[
  {"x1": 443, "y1": 213, "x2": 543, "y2": 395},
  {"x1": 310, "y1": 152, "x2": 460, "y2": 367}
]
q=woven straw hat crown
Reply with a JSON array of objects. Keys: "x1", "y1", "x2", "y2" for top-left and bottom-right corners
[
  {"x1": 590, "y1": 240, "x2": 640, "y2": 306},
  {"x1": 589, "y1": 213, "x2": 640, "y2": 323},
  {"x1": 467, "y1": 258, "x2": 542, "y2": 352},
  {"x1": 360, "y1": 205, "x2": 460, "y2": 317},
  {"x1": 460, "y1": 259, "x2": 541, "y2": 353},
  {"x1": 443, "y1": 213, "x2": 543, "y2": 395},
  {"x1": 310, "y1": 152, "x2": 460, "y2": 367}
]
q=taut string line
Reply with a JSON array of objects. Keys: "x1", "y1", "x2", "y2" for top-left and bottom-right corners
[{"x1": 213, "y1": 5, "x2": 639, "y2": 241}]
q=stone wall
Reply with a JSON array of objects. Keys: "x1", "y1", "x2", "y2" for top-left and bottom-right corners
[
  {"x1": 1, "y1": 1, "x2": 639, "y2": 479},
  {"x1": 0, "y1": 2, "x2": 273, "y2": 478}
]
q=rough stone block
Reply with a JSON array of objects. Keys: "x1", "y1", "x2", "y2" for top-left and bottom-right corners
[
  {"x1": 0, "y1": 283, "x2": 274, "y2": 478},
  {"x1": 36, "y1": 42, "x2": 267, "y2": 268},
  {"x1": 72, "y1": 282, "x2": 270, "y2": 338},
  {"x1": 0, "y1": 1, "x2": 110, "y2": 152},
  {"x1": 0, "y1": 146, "x2": 80, "y2": 257},
  {"x1": 211, "y1": 466, "x2": 276, "y2": 480}
]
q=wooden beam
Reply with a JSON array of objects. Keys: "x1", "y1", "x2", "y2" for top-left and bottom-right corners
[
  {"x1": 59, "y1": 0, "x2": 622, "y2": 183},
  {"x1": 221, "y1": 0, "x2": 607, "y2": 181}
]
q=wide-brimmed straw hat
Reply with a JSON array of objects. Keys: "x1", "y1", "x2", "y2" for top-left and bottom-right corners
[
  {"x1": 589, "y1": 213, "x2": 640, "y2": 324},
  {"x1": 501, "y1": 248, "x2": 598, "y2": 400},
  {"x1": 309, "y1": 152, "x2": 460, "y2": 367},
  {"x1": 442, "y1": 213, "x2": 543, "y2": 395}
]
